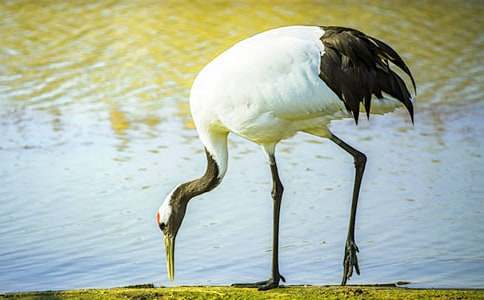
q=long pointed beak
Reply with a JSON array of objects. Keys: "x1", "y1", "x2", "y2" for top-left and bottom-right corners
[{"x1": 163, "y1": 234, "x2": 175, "y2": 281}]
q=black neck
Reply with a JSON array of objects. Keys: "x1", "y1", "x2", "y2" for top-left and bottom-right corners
[{"x1": 177, "y1": 148, "x2": 220, "y2": 201}]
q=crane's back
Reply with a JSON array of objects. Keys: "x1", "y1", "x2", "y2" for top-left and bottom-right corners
[
  {"x1": 189, "y1": 26, "x2": 346, "y2": 143},
  {"x1": 189, "y1": 25, "x2": 415, "y2": 144}
]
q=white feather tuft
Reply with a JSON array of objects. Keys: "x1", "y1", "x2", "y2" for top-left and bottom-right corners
[{"x1": 158, "y1": 187, "x2": 176, "y2": 225}]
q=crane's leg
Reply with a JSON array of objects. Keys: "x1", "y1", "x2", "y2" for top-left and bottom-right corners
[
  {"x1": 232, "y1": 152, "x2": 286, "y2": 290},
  {"x1": 330, "y1": 133, "x2": 366, "y2": 286}
]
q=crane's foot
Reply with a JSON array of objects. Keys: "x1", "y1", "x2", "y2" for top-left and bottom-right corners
[
  {"x1": 232, "y1": 274, "x2": 286, "y2": 291},
  {"x1": 341, "y1": 239, "x2": 360, "y2": 286}
]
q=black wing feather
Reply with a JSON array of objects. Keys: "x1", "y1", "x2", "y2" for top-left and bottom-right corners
[{"x1": 319, "y1": 26, "x2": 416, "y2": 124}]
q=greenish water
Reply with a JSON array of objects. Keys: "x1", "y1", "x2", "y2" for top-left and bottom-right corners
[{"x1": 0, "y1": 0, "x2": 483, "y2": 292}]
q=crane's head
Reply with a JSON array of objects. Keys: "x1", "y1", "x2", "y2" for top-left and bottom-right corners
[{"x1": 156, "y1": 185, "x2": 189, "y2": 281}]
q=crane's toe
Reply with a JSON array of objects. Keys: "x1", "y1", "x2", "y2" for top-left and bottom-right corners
[
  {"x1": 257, "y1": 279, "x2": 281, "y2": 291},
  {"x1": 341, "y1": 239, "x2": 360, "y2": 285},
  {"x1": 232, "y1": 274, "x2": 286, "y2": 290}
]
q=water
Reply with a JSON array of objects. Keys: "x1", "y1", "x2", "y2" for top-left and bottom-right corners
[{"x1": 1, "y1": 0, "x2": 483, "y2": 293}]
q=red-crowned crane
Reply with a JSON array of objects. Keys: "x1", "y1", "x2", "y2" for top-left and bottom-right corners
[{"x1": 155, "y1": 25, "x2": 416, "y2": 290}]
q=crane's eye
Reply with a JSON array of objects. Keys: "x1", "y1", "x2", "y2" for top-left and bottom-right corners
[{"x1": 159, "y1": 223, "x2": 166, "y2": 231}]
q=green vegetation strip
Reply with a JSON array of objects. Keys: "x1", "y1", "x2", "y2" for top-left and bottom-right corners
[{"x1": 2, "y1": 286, "x2": 484, "y2": 300}]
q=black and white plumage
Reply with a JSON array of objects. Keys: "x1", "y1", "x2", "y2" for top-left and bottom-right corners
[
  {"x1": 319, "y1": 26, "x2": 416, "y2": 124},
  {"x1": 155, "y1": 25, "x2": 416, "y2": 290}
]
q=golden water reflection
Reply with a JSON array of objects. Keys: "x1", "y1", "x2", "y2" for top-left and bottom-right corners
[{"x1": 0, "y1": 0, "x2": 482, "y2": 141}]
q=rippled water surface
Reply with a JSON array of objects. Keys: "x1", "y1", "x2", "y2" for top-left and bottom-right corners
[{"x1": 1, "y1": 0, "x2": 483, "y2": 292}]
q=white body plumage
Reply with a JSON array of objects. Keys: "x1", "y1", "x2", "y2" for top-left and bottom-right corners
[{"x1": 190, "y1": 26, "x2": 344, "y2": 150}]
